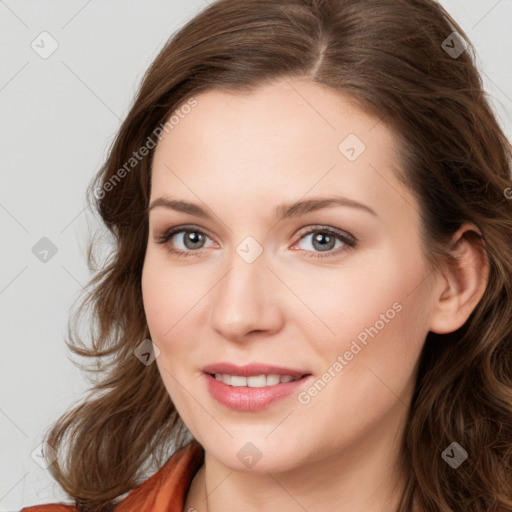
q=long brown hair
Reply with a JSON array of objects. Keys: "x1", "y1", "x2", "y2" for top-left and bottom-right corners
[{"x1": 43, "y1": 0, "x2": 512, "y2": 510}]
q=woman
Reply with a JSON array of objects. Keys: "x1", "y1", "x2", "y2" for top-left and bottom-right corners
[{"x1": 21, "y1": 0, "x2": 512, "y2": 511}]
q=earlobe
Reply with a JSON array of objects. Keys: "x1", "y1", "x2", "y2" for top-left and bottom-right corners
[{"x1": 429, "y1": 223, "x2": 489, "y2": 334}]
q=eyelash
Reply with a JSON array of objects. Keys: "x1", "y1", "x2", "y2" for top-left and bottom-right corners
[{"x1": 155, "y1": 224, "x2": 357, "y2": 259}]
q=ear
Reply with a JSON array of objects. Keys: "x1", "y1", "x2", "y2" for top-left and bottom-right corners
[{"x1": 429, "y1": 223, "x2": 489, "y2": 334}]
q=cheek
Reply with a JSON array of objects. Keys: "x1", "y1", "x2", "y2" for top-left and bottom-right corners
[
  {"x1": 290, "y1": 254, "x2": 431, "y2": 451},
  {"x1": 141, "y1": 251, "x2": 204, "y2": 344},
  {"x1": 292, "y1": 245, "x2": 426, "y2": 334},
  {"x1": 141, "y1": 256, "x2": 201, "y2": 407}
]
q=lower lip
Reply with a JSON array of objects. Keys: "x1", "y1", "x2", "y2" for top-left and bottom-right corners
[{"x1": 205, "y1": 373, "x2": 311, "y2": 411}]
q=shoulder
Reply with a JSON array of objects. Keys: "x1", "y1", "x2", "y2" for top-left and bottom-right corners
[{"x1": 20, "y1": 439, "x2": 204, "y2": 512}]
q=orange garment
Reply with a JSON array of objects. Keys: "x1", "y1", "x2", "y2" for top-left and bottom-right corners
[{"x1": 21, "y1": 439, "x2": 205, "y2": 512}]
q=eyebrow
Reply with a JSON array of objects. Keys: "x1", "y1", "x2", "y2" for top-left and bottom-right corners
[{"x1": 147, "y1": 195, "x2": 377, "y2": 221}]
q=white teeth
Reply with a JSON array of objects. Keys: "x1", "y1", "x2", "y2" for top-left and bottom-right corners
[
  {"x1": 247, "y1": 375, "x2": 267, "y2": 387},
  {"x1": 213, "y1": 373, "x2": 301, "y2": 387},
  {"x1": 265, "y1": 374, "x2": 280, "y2": 386},
  {"x1": 230, "y1": 375, "x2": 247, "y2": 387}
]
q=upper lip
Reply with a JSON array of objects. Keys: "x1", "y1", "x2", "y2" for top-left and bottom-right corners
[{"x1": 202, "y1": 362, "x2": 310, "y2": 378}]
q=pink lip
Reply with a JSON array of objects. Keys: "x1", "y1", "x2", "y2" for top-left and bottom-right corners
[{"x1": 202, "y1": 362, "x2": 312, "y2": 412}]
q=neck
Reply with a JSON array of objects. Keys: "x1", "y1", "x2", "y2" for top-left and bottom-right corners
[{"x1": 186, "y1": 404, "x2": 409, "y2": 512}]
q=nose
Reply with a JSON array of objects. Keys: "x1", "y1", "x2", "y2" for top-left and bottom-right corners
[{"x1": 209, "y1": 247, "x2": 284, "y2": 343}]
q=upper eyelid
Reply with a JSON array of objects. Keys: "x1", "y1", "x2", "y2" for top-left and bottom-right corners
[{"x1": 161, "y1": 224, "x2": 215, "y2": 241}]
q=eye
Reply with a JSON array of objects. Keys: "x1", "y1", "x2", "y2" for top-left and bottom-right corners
[
  {"x1": 155, "y1": 224, "x2": 357, "y2": 259},
  {"x1": 292, "y1": 225, "x2": 357, "y2": 258},
  {"x1": 156, "y1": 225, "x2": 215, "y2": 257}
]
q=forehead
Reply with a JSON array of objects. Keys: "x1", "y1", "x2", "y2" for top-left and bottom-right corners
[{"x1": 150, "y1": 78, "x2": 414, "y2": 222}]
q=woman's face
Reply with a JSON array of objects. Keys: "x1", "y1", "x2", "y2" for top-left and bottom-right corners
[{"x1": 141, "y1": 78, "x2": 437, "y2": 473}]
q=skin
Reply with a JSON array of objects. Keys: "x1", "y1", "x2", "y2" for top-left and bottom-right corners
[{"x1": 141, "y1": 77, "x2": 488, "y2": 512}]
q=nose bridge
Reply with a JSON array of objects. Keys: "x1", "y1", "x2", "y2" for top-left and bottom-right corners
[{"x1": 209, "y1": 242, "x2": 282, "y2": 340}]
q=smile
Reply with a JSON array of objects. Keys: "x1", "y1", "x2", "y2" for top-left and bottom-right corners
[{"x1": 202, "y1": 362, "x2": 312, "y2": 411}]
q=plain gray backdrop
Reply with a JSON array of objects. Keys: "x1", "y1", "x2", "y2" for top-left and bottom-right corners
[{"x1": 1, "y1": 0, "x2": 511, "y2": 509}]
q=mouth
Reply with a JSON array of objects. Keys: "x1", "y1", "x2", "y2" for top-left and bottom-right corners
[{"x1": 202, "y1": 362, "x2": 312, "y2": 411}]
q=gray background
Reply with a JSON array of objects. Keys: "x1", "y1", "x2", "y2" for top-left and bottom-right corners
[{"x1": 1, "y1": 0, "x2": 511, "y2": 509}]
